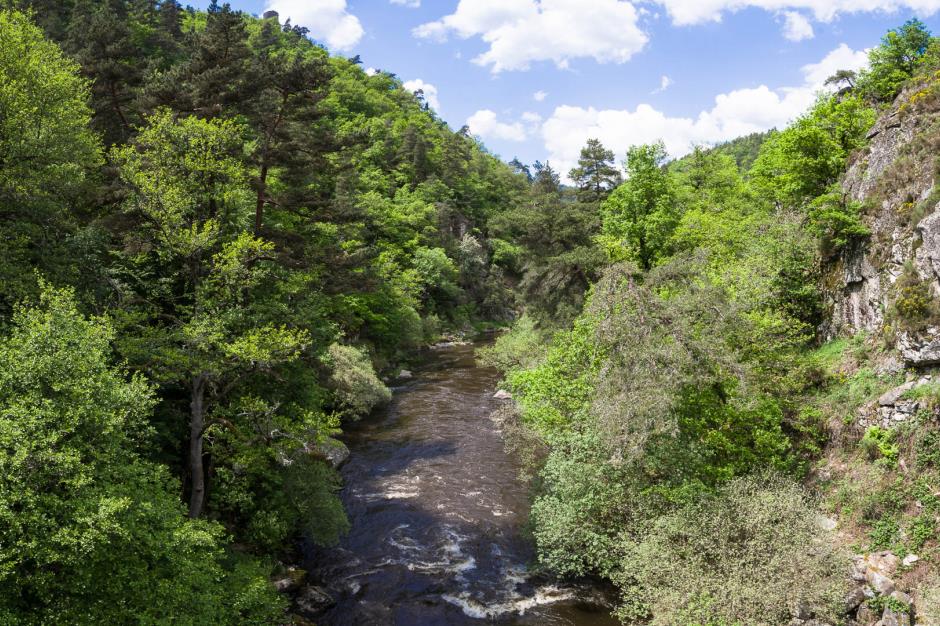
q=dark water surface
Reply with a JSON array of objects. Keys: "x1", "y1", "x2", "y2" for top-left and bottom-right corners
[{"x1": 308, "y1": 341, "x2": 618, "y2": 625}]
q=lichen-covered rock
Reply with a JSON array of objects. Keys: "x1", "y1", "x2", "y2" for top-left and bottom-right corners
[{"x1": 309, "y1": 438, "x2": 350, "y2": 469}]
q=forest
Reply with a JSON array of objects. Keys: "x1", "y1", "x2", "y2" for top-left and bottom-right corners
[{"x1": 1, "y1": 1, "x2": 940, "y2": 624}]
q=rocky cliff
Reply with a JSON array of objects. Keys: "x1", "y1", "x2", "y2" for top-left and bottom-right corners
[{"x1": 828, "y1": 73, "x2": 940, "y2": 366}]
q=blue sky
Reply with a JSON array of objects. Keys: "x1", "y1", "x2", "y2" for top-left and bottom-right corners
[{"x1": 191, "y1": 0, "x2": 940, "y2": 175}]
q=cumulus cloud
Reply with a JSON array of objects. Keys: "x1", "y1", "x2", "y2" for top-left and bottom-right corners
[
  {"x1": 266, "y1": 0, "x2": 363, "y2": 51},
  {"x1": 402, "y1": 79, "x2": 441, "y2": 111},
  {"x1": 467, "y1": 109, "x2": 528, "y2": 142},
  {"x1": 534, "y1": 90, "x2": 548, "y2": 102},
  {"x1": 539, "y1": 44, "x2": 869, "y2": 176},
  {"x1": 391, "y1": 0, "x2": 421, "y2": 7},
  {"x1": 780, "y1": 11, "x2": 814, "y2": 41},
  {"x1": 654, "y1": 0, "x2": 940, "y2": 26},
  {"x1": 414, "y1": 0, "x2": 648, "y2": 72}
]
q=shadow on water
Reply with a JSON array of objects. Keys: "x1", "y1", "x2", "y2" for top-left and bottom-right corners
[{"x1": 306, "y1": 341, "x2": 619, "y2": 626}]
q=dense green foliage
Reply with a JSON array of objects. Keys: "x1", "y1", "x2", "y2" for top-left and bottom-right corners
[
  {"x1": 484, "y1": 20, "x2": 940, "y2": 623},
  {"x1": 0, "y1": 3, "x2": 527, "y2": 620},
  {"x1": 5, "y1": 1, "x2": 940, "y2": 622},
  {"x1": 0, "y1": 285, "x2": 285, "y2": 624}
]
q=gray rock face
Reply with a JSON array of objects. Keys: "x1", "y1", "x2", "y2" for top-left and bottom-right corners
[
  {"x1": 898, "y1": 328, "x2": 940, "y2": 365},
  {"x1": 825, "y1": 85, "x2": 940, "y2": 353}
]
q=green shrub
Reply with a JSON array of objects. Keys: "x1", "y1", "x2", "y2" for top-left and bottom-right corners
[
  {"x1": 891, "y1": 265, "x2": 938, "y2": 331},
  {"x1": 614, "y1": 475, "x2": 848, "y2": 626},
  {"x1": 326, "y1": 343, "x2": 392, "y2": 419},
  {"x1": 861, "y1": 426, "x2": 900, "y2": 466},
  {"x1": 476, "y1": 315, "x2": 546, "y2": 372}
]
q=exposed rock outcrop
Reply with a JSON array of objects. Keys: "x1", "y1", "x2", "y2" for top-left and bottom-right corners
[{"x1": 826, "y1": 80, "x2": 940, "y2": 358}]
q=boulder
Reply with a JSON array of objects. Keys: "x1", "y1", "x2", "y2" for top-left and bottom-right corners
[
  {"x1": 844, "y1": 586, "x2": 868, "y2": 614},
  {"x1": 493, "y1": 389, "x2": 513, "y2": 400},
  {"x1": 867, "y1": 551, "x2": 901, "y2": 577},
  {"x1": 878, "y1": 381, "x2": 917, "y2": 406},
  {"x1": 398, "y1": 369, "x2": 413, "y2": 379},
  {"x1": 890, "y1": 590, "x2": 913, "y2": 606},
  {"x1": 310, "y1": 438, "x2": 350, "y2": 469},
  {"x1": 901, "y1": 554, "x2": 919, "y2": 567},
  {"x1": 294, "y1": 585, "x2": 335, "y2": 617},
  {"x1": 868, "y1": 569, "x2": 896, "y2": 596}
]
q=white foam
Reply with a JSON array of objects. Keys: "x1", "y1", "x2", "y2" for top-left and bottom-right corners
[{"x1": 442, "y1": 585, "x2": 576, "y2": 619}]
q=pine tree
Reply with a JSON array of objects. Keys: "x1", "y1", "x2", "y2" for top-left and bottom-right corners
[{"x1": 568, "y1": 138, "x2": 622, "y2": 204}]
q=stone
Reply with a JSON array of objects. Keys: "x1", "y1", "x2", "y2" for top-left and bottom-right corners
[
  {"x1": 844, "y1": 586, "x2": 867, "y2": 614},
  {"x1": 310, "y1": 438, "x2": 350, "y2": 469},
  {"x1": 867, "y1": 569, "x2": 896, "y2": 595},
  {"x1": 881, "y1": 606, "x2": 911, "y2": 626},
  {"x1": 493, "y1": 389, "x2": 513, "y2": 400},
  {"x1": 890, "y1": 590, "x2": 913, "y2": 606},
  {"x1": 898, "y1": 328, "x2": 940, "y2": 366},
  {"x1": 816, "y1": 515, "x2": 838, "y2": 531},
  {"x1": 878, "y1": 381, "x2": 917, "y2": 406},
  {"x1": 294, "y1": 585, "x2": 335, "y2": 617},
  {"x1": 875, "y1": 356, "x2": 905, "y2": 376},
  {"x1": 273, "y1": 567, "x2": 306, "y2": 593},
  {"x1": 398, "y1": 369, "x2": 413, "y2": 379},
  {"x1": 902, "y1": 554, "x2": 919, "y2": 567},
  {"x1": 856, "y1": 601, "x2": 879, "y2": 625},
  {"x1": 867, "y1": 551, "x2": 901, "y2": 577}
]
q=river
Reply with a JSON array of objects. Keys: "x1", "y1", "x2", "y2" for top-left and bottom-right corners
[{"x1": 307, "y1": 340, "x2": 618, "y2": 625}]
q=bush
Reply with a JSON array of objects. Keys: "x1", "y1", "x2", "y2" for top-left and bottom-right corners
[
  {"x1": 861, "y1": 426, "x2": 900, "y2": 466},
  {"x1": 615, "y1": 475, "x2": 848, "y2": 626},
  {"x1": 326, "y1": 343, "x2": 391, "y2": 419},
  {"x1": 476, "y1": 315, "x2": 546, "y2": 372}
]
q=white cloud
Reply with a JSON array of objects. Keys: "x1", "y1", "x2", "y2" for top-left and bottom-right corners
[
  {"x1": 534, "y1": 90, "x2": 548, "y2": 102},
  {"x1": 780, "y1": 11, "x2": 814, "y2": 41},
  {"x1": 801, "y1": 43, "x2": 869, "y2": 86},
  {"x1": 652, "y1": 75, "x2": 673, "y2": 94},
  {"x1": 265, "y1": 0, "x2": 363, "y2": 51},
  {"x1": 414, "y1": 0, "x2": 648, "y2": 73},
  {"x1": 467, "y1": 109, "x2": 528, "y2": 142},
  {"x1": 402, "y1": 79, "x2": 441, "y2": 111},
  {"x1": 391, "y1": 0, "x2": 421, "y2": 7},
  {"x1": 540, "y1": 43, "x2": 870, "y2": 177},
  {"x1": 654, "y1": 0, "x2": 940, "y2": 26}
]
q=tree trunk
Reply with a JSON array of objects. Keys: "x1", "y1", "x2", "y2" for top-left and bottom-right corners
[
  {"x1": 188, "y1": 373, "x2": 207, "y2": 518},
  {"x1": 254, "y1": 161, "x2": 268, "y2": 235}
]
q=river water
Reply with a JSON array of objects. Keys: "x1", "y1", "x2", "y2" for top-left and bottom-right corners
[{"x1": 307, "y1": 340, "x2": 618, "y2": 625}]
